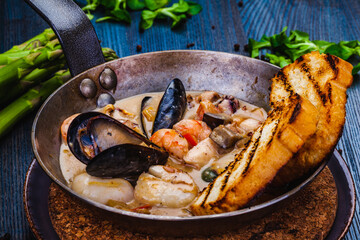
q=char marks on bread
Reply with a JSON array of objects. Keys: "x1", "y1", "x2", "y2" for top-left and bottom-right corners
[
  {"x1": 191, "y1": 51, "x2": 353, "y2": 215},
  {"x1": 272, "y1": 52, "x2": 353, "y2": 185}
]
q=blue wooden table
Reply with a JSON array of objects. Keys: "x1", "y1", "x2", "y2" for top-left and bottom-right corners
[{"x1": 0, "y1": 0, "x2": 359, "y2": 239}]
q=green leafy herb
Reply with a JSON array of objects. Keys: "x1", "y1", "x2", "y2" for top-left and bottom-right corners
[
  {"x1": 353, "y1": 62, "x2": 360, "y2": 75},
  {"x1": 144, "y1": 0, "x2": 168, "y2": 11},
  {"x1": 247, "y1": 27, "x2": 360, "y2": 75},
  {"x1": 265, "y1": 53, "x2": 292, "y2": 68},
  {"x1": 186, "y1": 1, "x2": 202, "y2": 15},
  {"x1": 76, "y1": 0, "x2": 202, "y2": 30},
  {"x1": 140, "y1": 0, "x2": 202, "y2": 30},
  {"x1": 127, "y1": 0, "x2": 145, "y2": 10}
]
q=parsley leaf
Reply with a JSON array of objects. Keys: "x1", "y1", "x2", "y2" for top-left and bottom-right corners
[
  {"x1": 127, "y1": 0, "x2": 145, "y2": 10},
  {"x1": 76, "y1": 0, "x2": 202, "y2": 30},
  {"x1": 144, "y1": 0, "x2": 168, "y2": 11},
  {"x1": 266, "y1": 53, "x2": 292, "y2": 68},
  {"x1": 186, "y1": 1, "x2": 202, "y2": 15},
  {"x1": 247, "y1": 27, "x2": 360, "y2": 75},
  {"x1": 140, "y1": 0, "x2": 202, "y2": 30}
]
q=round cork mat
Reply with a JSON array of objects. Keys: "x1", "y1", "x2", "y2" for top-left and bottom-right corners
[{"x1": 48, "y1": 167, "x2": 337, "y2": 240}]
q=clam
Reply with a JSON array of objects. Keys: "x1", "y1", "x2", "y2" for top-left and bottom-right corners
[{"x1": 66, "y1": 112, "x2": 168, "y2": 182}]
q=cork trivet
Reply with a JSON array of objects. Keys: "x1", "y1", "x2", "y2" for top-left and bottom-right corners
[{"x1": 49, "y1": 167, "x2": 337, "y2": 240}]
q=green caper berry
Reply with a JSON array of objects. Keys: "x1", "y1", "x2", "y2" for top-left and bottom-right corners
[{"x1": 201, "y1": 168, "x2": 218, "y2": 182}]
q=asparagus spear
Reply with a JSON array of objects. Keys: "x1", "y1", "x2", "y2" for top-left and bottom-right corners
[
  {"x1": 3, "y1": 28, "x2": 56, "y2": 53},
  {"x1": 0, "y1": 47, "x2": 116, "y2": 108},
  {"x1": 0, "y1": 50, "x2": 32, "y2": 65},
  {"x1": 0, "y1": 40, "x2": 63, "y2": 90},
  {"x1": 0, "y1": 70, "x2": 71, "y2": 138},
  {"x1": 102, "y1": 47, "x2": 120, "y2": 62},
  {"x1": 0, "y1": 64, "x2": 65, "y2": 108}
]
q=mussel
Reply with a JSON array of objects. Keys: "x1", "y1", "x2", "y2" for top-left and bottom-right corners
[
  {"x1": 86, "y1": 144, "x2": 168, "y2": 183},
  {"x1": 151, "y1": 78, "x2": 187, "y2": 134},
  {"x1": 67, "y1": 112, "x2": 168, "y2": 181},
  {"x1": 140, "y1": 96, "x2": 152, "y2": 138}
]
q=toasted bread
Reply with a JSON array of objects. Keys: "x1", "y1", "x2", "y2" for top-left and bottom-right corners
[
  {"x1": 271, "y1": 52, "x2": 353, "y2": 185},
  {"x1": 191, "y1": 93, "x2": 318, "y2": 215},
  {"x1": 191, "y1": 52, "x2": 352, "y2": 215}
]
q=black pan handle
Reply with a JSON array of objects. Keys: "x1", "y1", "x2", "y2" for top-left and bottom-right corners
[{"x1": 24, "y1": 0, "x2": 105, "y2": 76}]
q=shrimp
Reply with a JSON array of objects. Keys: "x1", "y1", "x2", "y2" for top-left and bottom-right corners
[
  {"x1": 60, "y1": 113, "x2": 79, "y2": 143},
  {"x1": 173, "y1": 119, "x2": 212, "y2": 147},
  {"x1": 150, "y1": 129, "x2": 189, "y2": 160},
  {"x1": 134, "y1": 165, "x2": 198, "y2": 208}
]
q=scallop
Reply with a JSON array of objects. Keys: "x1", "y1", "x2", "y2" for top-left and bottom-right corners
[
  {"x1": 71, "y1": 173, "x2": 134, "y2": 204},
  {"x1": 134, "y1": 165, "x2": 198, "y2": 208}
]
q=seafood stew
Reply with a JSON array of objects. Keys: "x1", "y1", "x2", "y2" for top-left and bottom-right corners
[{"x1": 59, "y1": 79, "x2": 267, "y2": 217}]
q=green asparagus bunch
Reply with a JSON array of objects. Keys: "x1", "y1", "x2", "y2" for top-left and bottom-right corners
[
  {"x1": 0, "y1": 28, "x2": 119, "y2": 138},
  {"x1": 0, "y1": 70, "x2": 71, "y2": 138}
]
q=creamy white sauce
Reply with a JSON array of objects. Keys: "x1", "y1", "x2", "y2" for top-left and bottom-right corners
[{"x1": 59, "y1": 91, "x2": 267, "y2": 216}]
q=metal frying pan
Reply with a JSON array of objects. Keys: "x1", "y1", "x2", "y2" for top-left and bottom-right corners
[{"x1": 26, "y1": 0, "x2": 327, "y2": 236}]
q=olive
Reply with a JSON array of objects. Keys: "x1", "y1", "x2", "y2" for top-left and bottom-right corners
[
  {"x1": 97, "y1": 93, "x2": 115, "y2": 108},
  {"x1": 99, "y1": 67, "x2": 117, "y2": 90},
  {"x1": 201, "y1": 167, "x2": 218, "y2": 182},
  {"x1": 80, "y1": 78, "x2": 97, "y2": 98}
]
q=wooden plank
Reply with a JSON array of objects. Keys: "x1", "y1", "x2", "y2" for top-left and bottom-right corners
[
  {"x1": 239, "y1": 1, "x2": 360, "y2": 239},
  {"x1": 0, "y1": 0, "x2": 247, "y2": 239},
  {"x1": 1, "y1": 0, "x2": 360, "y2": 239}
]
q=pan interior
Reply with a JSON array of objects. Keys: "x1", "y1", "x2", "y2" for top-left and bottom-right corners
[{"x1": 32, "y1": 50, "x2": 282, "y2": 219}]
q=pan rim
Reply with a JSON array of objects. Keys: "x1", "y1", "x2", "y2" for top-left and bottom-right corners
[{"x1": 31, "y1": 50, "x2": 326, "y2": 221}]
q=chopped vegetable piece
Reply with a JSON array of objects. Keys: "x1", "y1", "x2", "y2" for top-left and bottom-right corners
[
  {"x1": 203, "y1": 112, "x2": 231, "y2": 129},
  {"x1": 142, "y1": 106, "x2": 156, "y2": 121},
  {"x1": 183, "y1": 133, "x2": 198, "y2": 147},
  {"x1": 210, "y1": 125, "x2": 242, "y2": 149}
]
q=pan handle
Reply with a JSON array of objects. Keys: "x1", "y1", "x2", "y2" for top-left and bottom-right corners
[{"x1": 24, "y1": 0, "x2": 105, "y2": 76}]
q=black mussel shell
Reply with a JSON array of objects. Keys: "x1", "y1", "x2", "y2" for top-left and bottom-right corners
[
  {"x1": 67, "y1": 112, "x2": 101, "y2": 164},
  {"x1": 67, "y1": 112, "x2": 157, "y2": 164},
  {"x1": 140, "y1": 96, "x2": 152, "y2": 139},
  {"x1": 152, "y1": 78, "x2": 187, "y2": 135},
  {"x1": 86, "y1": 144, "x2": 169, "y2": 183}
]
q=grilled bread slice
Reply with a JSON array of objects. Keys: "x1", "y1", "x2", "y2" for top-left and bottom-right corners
[
  {"x1": 271, "y1": 52, "x2": 353, "y2": 185},
  {"x1": 191, "y1": 93, "x2": 318, "y2": 215},
  {"x1": 191, "y1": 51, "x2": 352, "y2": 215}
]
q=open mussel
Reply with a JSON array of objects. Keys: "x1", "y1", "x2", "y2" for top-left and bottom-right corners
[
  {"x1": 140, "y1": 96, "x2": 152, "y2": 138},
  {"x1": 67, "y1": 111, "x2": 103, "y2": 164},
  {"x1": 151, "y1": 78, "x2": 187, "y2": 134},
  {"x1": 86, "y1": 144, "x2": 168, "y2": 183},
  {"x1": 67, "y1": 112, "x2": 168, "y2": 181}
]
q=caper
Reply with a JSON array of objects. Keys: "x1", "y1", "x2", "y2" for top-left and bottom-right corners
[{"x1": 201, "y1": 167, "x2": 218, "y2": 182}]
